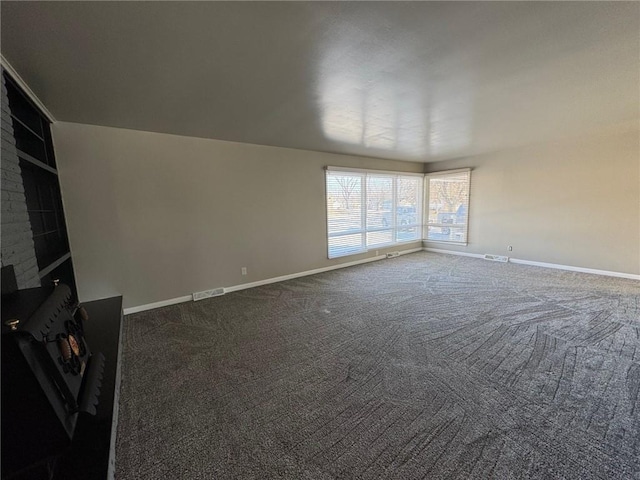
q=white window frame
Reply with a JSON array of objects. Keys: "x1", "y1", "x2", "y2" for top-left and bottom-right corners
[
  {"x1": 325, "y1": 166, "x2": 424, "y2": 259},
  {"x1": 424, "y1": 168, "x2": 471, "y2": 246}
]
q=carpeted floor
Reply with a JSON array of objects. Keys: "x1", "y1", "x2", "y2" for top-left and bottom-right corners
[{"x1": 115, "y1": 252, "x2": 640, "y2": 479}]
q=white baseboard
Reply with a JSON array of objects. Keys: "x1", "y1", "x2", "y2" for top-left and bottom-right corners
[
  {"x1": 399, "y1": 247, "x2": 424, "y2": 256},
  {"x1": 224, "y1": 247, "x2": 422, "y2": 294},
  {"x1": 508, "y1": 258, "x2": 640, "y2": 280},
  {"x1": 423, "y1": 247, "x2": 640, "y2": 280},
  {"x1": 124, "y1": 247, "x2": 423, "y2": 315},
  {"x1": 124, "y1": 295, "x2": 192, "y2": 315},
  {"x1": 423, "y1": 247, "x2": 484, "y2": 259}
]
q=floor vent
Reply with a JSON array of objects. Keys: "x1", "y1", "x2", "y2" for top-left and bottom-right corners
[
  {"x1": 484, "y1": 254, "x2": 509, "y2": 263},
  {"x1": 386, "y1": 251, "x2": 400, "y2": 258},
  {"x1": 193, "y1": 288, "x2": 225, "y2": 301}
]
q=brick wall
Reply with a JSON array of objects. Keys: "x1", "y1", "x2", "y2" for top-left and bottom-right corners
[{"x1": 1, "y1": 74, "x2": 41, "y2": 289}]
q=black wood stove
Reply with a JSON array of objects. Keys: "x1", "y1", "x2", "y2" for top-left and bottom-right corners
[{"x1": 1, "y1": 283, "x2": 105, "y2": 479}]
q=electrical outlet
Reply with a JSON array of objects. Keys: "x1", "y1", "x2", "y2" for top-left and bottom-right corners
[
  {"x1": 241, "y1": 267, "x2": 247, "y2": 275},
  {"x1": 508, "y1": 246, "x2": 513, "y2": 251},
  {"x1": 375, "y1": 250, "x2": 379, "y2": 256}
]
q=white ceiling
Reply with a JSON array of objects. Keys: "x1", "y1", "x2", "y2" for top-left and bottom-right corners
[{"x1": 1, "y1": 2, "x2": 638, "y2": 163}]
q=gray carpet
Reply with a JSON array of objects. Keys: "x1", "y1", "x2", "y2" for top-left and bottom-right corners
[{"x1": 116, "y1": 252, "x2": 640, "y2": 479}]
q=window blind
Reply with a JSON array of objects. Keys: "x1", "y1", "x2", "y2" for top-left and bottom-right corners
[
  {"x1": 326, "y1": 168, "x2": 423, "y2": 258},
  {"x1": 425, "y1": 169, "x2": 471, "y2": 244}
]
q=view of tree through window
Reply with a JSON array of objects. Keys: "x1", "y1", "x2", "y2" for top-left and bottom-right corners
[
  {"x1": 425, "y1": 169, "x2": 471, "y2": 244},
  {"x1": 326, "y1": 169, "x2": 423, "y2": 258}
]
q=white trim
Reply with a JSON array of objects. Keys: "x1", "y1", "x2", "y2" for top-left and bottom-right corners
[
  {"x1": 1, "y1": 55, "x2": 56, "y2": 122},
  {"x1": 424, "y1": 240, "x2": 468, "y2": 247},
  {"x1": 425, "y1": 167, "x2": 471, "y2": 177},
  {"x1": 398, "y1": 247, "x2": 424, "y2": 256},
  {"x1": 423, "y1": 247, "x2": 640, "y2": 280},
  {"x1": 226, "y1": 254, "x2": 381, "y2": 293},
  {"x1": 508, "y1": 258, "x2": 640, "y2": 281},
  {"x1": 423, "y1": 247, "x2": 484, "y2": 259},
  {"x1": 226, "y1": 247, "x2": 423, "y2": 294},
  {"x1": 124, "y1": 247, "x2": 423, "y2": 315},
  {"x1": 123, "y1": 295, "x2": 192, "y2": 315},
  {"x1": 325, "y1": 166, "x2": 424, "y2": 177}
]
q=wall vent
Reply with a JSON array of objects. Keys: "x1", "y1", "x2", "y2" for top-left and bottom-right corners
[
  {"x1": 386, "y1": 251, "x2": 400, "y2": 258},
  {"x1": 483, "y1": 254, "x2": 509, "y2": 263},
  {"x1": 193, "y1": 288, "x2": 225, "y2": 301}
]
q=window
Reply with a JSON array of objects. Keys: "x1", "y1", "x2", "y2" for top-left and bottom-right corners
[
  {"x1": 425, "y1": 169, "x2": 471, "y2": 244},
  {"x1": 326, "y1": 167, "x2": 423, "y2": 258}
]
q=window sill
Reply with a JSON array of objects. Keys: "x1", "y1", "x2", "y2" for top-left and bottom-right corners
[{"x1": 423, "y1": 240, "x2": 468, "y2": 247}]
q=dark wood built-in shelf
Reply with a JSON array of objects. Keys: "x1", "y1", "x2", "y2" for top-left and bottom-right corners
[
  {"x1": 1, "y1": 68, "x2": 111, "y2": 480},
  {"x1": 4, "y1": 70, "x2": 75, "y2": 297},
  {"x1": 16, "y1": 147, "x2": 58, "y2": 175},
  {"x1": 10, "y1": 113, "x2": 45, "y2": 141},
  {"x1": 38, "y1": 252, "x2": 72, "y2": 278}
]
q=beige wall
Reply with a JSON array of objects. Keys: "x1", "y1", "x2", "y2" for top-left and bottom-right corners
[
  {"x1": 424, "y1": 127, "x2": 640, "y2": 275},
  {"x1": 52, "y1": 122, "x2": 423, "y2": 309},
  {"x1": 52, "y1": 122, "x2": 639, "y2": 309}
]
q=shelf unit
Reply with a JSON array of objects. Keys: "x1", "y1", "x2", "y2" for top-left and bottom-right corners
[{"x1": 3, "y1": 71, "x2": 77, "y2": 298}]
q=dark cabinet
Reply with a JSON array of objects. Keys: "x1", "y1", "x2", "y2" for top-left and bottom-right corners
[{"x1": 3, "y1": 70, "x2": 76, "y2": 298}]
